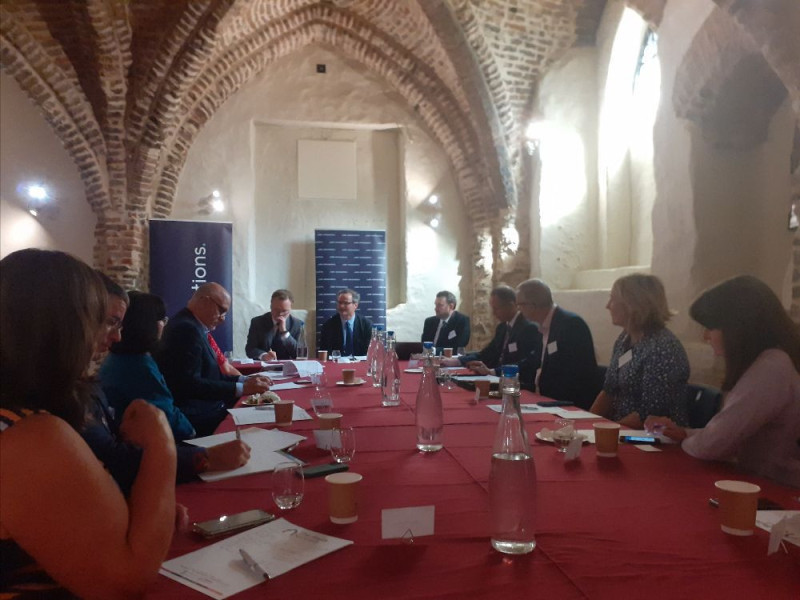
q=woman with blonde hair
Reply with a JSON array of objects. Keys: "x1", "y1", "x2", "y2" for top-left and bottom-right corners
[
  {"x1": 590, "y1": 274, "x2": 689, "y2": 428},
  {"x1": 0, "y1": 249, "x2": 176, "y2": 599},
  {"x1": 646, "y1": 275, "x2": 800, "y2": 487}
]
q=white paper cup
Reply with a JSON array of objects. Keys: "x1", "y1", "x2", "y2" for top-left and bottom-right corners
[
  {"x1": 593, "y1": 422, "x2": 621, "y2": 457},
  {"x1": 273, "y1": 400, "x2": 294, "y2": 426},
  {"x1": 714, "y1": 480, "x2": 761, "y2": 536},
  {"x1": 326, "y1": 472, "x2": 362, "y2": 524}
]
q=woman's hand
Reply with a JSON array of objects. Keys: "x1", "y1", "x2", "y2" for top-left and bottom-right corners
[
  {"x1": 119, "y1": 399, "x2": 174, "y2": 450},
  {"x1": 643, "y1": 416, "x2": 687, "y2": 441},
  {"x1": 205, "y1": 440, "x2": 251, "y2": 471}
]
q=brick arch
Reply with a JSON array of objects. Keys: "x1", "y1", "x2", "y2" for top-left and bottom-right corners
[
  {"x1": 144, "y1": 5, "x2": 500, "y2": 225},
  {"x1": 0, "y1": 4, "x2": 110, "y2": 213}
]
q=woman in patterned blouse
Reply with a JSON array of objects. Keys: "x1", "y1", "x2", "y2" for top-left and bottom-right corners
[
  {"x1": 0, "y1": 249, "x2": 177, "y2": 599},
  {"x1": 590, "y1": 274, "x2": 689, "y2": 428}
]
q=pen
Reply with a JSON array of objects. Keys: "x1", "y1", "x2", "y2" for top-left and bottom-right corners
[
  {"x1": 708, "y1": 497, "x2": 719, "y2": 508},
  {"x1": 239, "y1": 548, "x2": 268, "y2": 580},
  {"x1": 235, "y1": 426, "x2": 241, "y2": 442}
]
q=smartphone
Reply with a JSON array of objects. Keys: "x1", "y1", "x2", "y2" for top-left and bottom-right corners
[
  {"x1": 536, "y1": 400, "x2": 574, "y2": 407},
  {"x1": 192, "y1": 509, "x2": 275, "y2": 538},
  {"x1": 300, "y1": 463, "x2": 349, "y2": 479},
  {"x1": 620, "y1": 435, "x2": 660, "y2": 445}
]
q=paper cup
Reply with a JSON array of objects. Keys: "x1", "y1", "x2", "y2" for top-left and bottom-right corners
[
  {"x1": 593, "y1": 422, "x2": 621, "y2": 457},
  {"x1": 318, "y1": 412, "x2": 343, "y2": 430},
  {"x1": 714, "y1": 480, "x2": 761, "y2": 536},
  {"x1": 326, "y1": 472, "x2": 362, "y2": 524},
  {"x1": 475, "y1": 380, "x2": 490, "y2": 399},
  {"x1": 317, "y1": 350, "x2": 328, "y2": 362},
  {"x1": 443, "y1": 348, "x2": 453, "y2": 358},
  {"x1": 342, "y1": 369, "x2": 356, "y2": 384},
  {"x1": 273, "y1": 400, "x2": 294, "y2": 426}
]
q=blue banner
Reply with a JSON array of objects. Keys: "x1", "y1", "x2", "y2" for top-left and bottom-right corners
[
  {"x1": 149, "y1": 220, "x2": 233, "y2": 351},
  {"x1": 315, "y1": 229, "x2": 386, "y2": 344}
]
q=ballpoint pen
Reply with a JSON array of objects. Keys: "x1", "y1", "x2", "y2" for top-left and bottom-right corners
[
  {"x1": 235, "y1": 426, "x2": 241, "y2": 441},
  {"x1": 239, "y1": 548, "x2": 268, "y2": 580}
]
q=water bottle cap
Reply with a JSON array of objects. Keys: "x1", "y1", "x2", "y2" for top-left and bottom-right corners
[
  {"x1": 387, "y1": 330, "x2": 395, "y2": 336},
  {"x1": 501, "y1": 365, "x2": 519, "y2": 377},
  {"x1": 422, "y1": 341, "x2": 434, "y2": 349},
  {"x1": 376, "y1": 324, "x2": 384, "y2": 330}
]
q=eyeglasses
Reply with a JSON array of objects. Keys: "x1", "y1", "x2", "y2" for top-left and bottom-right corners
[
  {"x1": 337, "y1": 300, "x2": 355, "y2": 306},
  {"x1": 106, "y1": 316, "x2": 123, "y2": 332},
  {"x1": 205, "y1": 296, "x2": 228, "y2": 317}
]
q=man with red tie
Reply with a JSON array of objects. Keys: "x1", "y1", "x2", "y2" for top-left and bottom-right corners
[{"x1": 156, "y1": 282, "x2": 271, "y2": 436}]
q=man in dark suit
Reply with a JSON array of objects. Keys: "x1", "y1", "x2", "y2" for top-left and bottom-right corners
[
  {"x1": 246, "y1": 289, "x2": 305, "y2": 360},
  {"x1": 156, "y1": 282, "x2": 271, "y2": 436},
  {"x1": 421, "y1": 290, "x2": 470, "y2": 353},
  {"x1": 515, "y1": 279, "x2": 600, "y2": 409},
  {"x1": 319, "y1": 288, "x2": 372, "y2": 356},
  {"x1": 444, "y1": 285, "x2": 541, "y2": 375}
]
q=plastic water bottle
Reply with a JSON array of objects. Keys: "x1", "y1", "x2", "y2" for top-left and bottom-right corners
[
  {"x1": 381, "y1": 332, "x2": 401, "y2": 406},
  {"x1": 366, "y1": 326, "x2": 379, "y2": 377},
  {"x1": 415, "y1": 349, "x2": 443, "y2": 452},
  {"x1": 489, "y1": 364, "x2": 536, "y2": 554},
  {"x1": 371, "y1": 326, "x2": 385, "y2": 388},
  {"x1": 295, "y1": 325, "x2": 308, "y2": 360},
  {"x1": 422, "y1": 341, "x2": 434, "y2": 360}
]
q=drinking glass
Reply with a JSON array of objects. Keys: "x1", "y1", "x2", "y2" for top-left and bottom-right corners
[
  {"x1": 457, "y1": 347, "x2": 466, "y2": 358},
  {"x1": 330, "y1": 427, "x2": 356, "y2": 464},
  {"x1": 296, "y1": 347, "x2": 308, "y2": 360},
  {"x1": 311, "y1": 393, "x2": 334, "y2": 416},
  {"x1": 440, "y1": 369, "x2": 456, "y2": 391},
  {"x1": 552, "y1": 418, "x2": 575, "y2": 453},
  {"x1": 272, "y1": 462, "x2": 304, "y2": 510},
  {"x1": 331, "y1": 350, "x2": 341, "y2": 363}
]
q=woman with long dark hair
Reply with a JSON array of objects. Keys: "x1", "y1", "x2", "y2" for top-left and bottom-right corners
[
  {"x1": 646, "y1": 275, "x2": 800, "y2": 487},
  {"x1": 0, "y1": 249, "x2": 176, "y2": 598}
]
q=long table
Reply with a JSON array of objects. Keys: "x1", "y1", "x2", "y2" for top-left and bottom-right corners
[{"x1": 149, "y1": 362, "x2": 800, "y2": 599}]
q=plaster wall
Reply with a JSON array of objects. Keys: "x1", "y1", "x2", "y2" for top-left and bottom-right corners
[
  {"x1": 174, "y1": 45, "x2": 470, "y2": 355},
  {"x1": 0, "y1": 72, "x2": 95, "y2": 262}
]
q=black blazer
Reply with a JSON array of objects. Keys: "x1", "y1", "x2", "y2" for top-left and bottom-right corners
[
  {"x1": 462, "y1": 313, "x2": 541, "y2": 372},
  {"x1": 421, "y1": 311, "x2": 471, "y2": 351},
  {"x1": 319, "y1": 313, "x2": 372, "y2": 356},
  {"x1": 521, "y1": 307, "x2": 600, "y2": 409},
  {"x1": 155, "y1": 308, "x2": 239, "y2": 426},
  {"x1": 245, "y1": 313, "x2": 305, "y2": 360}
]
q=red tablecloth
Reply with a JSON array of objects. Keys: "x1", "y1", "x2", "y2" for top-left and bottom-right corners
[{"x1": 149, "y1": 361, "x2": 800, "y2": 599}]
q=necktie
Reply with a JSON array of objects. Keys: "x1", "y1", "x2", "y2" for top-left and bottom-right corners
[
  {"x1": 344, "y1": 321, "x2": 353, "y2": 356},
  {"x1": 498, "y1": 324, "x2": 511, "y2": 365},
  {"x1": 433, "y1": 319, "x2": 445, "y2": 346},
  {"x1": 207, "y1": 332, "x2": 227, "y2": 370}
]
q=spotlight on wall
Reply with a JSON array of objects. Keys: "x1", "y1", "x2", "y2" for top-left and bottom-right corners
[
  {"x1": 210, "y1": 190, "x2": 225, "y2": 213},
  {"x1": 428, "y1": 194, "x2": 439, "y2": 206},
  {"x1": 18, "y1": 181, "x2": 54, "y2": 217},
  {"x1": 428, "y1": 214, "x2": 441, "y2": 229},
  {"x1": 524, "y1": 119, "x2": 546, "y2": 156},
  {"x1": 198, "y1": 189, "x2": 225, "y2": 215}
]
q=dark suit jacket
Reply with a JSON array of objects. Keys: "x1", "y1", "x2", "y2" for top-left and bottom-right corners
[
  {"x1": 155, "y1": 307, "x2": 239, "y2": 434},
  {"x1": 421, "y1": 311, "x2": 471, "y2": 351},
  {"x1": 462, "y1": 314, "x2": 541, "y2": 373},
  {"x1": 319, "y1": 313, "x2": 372, "y2": 356},
  {"x1": 245, "y1": 313, "x2": 304, "y2": 360},
  {"x1": 520, "y1": 307, "x2": 600, "y2": 409}
]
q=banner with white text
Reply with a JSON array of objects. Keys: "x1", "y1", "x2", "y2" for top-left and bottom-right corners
[
  {"x1": 314, "y1": 229, "x2": 386, "y2": 347},
  {"x1": 149, "y1": 219, "x2": 233, "y2": 352}
]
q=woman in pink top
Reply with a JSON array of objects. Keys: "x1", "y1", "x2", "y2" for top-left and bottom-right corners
[{"x1": 646, "y1": 275, "x2": 800, "y2": 488}]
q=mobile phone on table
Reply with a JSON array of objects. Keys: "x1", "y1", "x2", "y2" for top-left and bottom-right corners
[
  {"x1": 536, "y1": 400, "x2": 574, "y2": 407},
  {"x1": 192, "y1": 509, "x2": 275, "y2": 538},
  {"x1": 620, "y1": 435, "x2": 660, "y2": 445},
  {"x1": 300, "y1": 463, "x2": 349, "y2": 478}
]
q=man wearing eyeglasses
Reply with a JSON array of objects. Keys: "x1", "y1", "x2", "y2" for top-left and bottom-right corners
[
  {"x1": 319, "y1": 288, "x2": 372, "y2": 357},
  {"x1": 156, "y1": 282, "x2": 272, "y2": 436}
]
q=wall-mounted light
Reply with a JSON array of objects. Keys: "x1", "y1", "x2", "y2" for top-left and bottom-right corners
[
  {"x1": 428, "y1": 214, "x2": 441, "y2": 229},
  {"x1": 17, "y1": 181, "x2": 55, "y2": 218},
  {"x1": 524, "y1": 119, "x2": 546, "y2": 156},
  {"x1": 198, "y1": 189, "x2": 226, "y2": 215},
  {"x1": 427, "y1": 194, "x2": 439, "y2": 206},
  {"x1": 210, "y1": 190, "x2": 225, "y2": 213}
]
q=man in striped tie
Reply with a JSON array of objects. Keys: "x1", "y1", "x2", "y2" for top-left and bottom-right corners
[{"x1": 157, "y1": 283, "x2": 272, "y2": 436}]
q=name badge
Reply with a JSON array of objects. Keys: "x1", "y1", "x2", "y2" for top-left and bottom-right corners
[
  {"x1": 448, "y1": 330, "x2": 457, "y2": 340},
  {"x1": 547, "y1": 341, "x2": 558, "y2": 355},
  {"x1": 618, "y1": 349, "x2": 633, "y2": 368},
  {"x1": 508, "y1": 342, "x2": 518, "y2": 353}
]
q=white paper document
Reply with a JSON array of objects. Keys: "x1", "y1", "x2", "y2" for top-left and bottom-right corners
[
  {"x1": 382, "y1": 506, "x2": 435, "y2": 540},
  {"x1": 268, "y1": 381, "x2": 314, "y2": 390},
  {"x1": 454, "y1": 375, "x2": 500, "y2": 383},
  {"x1": 185, "y1": 428, "x2": 306, "y2": 482},
  {"x1": 160, "y1": 518, "x2": 353, "y2": 599},
  {"x1": 283, "y1": 361, "x2": 323, "y2": 377},
  {"x1": 228, "y1": 405, "x2": 313, "y2": 426}
]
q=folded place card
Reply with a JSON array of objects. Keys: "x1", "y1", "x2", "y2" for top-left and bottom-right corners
[
  {"x1": 381, "y1": 506, "x2": 435, "y2": 540},
  {"x1": 283, "y1": 361, "x2": 324, "y2": 377}
]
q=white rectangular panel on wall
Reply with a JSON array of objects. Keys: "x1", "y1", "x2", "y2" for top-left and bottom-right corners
[{"x1": 297, "y1": 139, "x2": 357, "y2": 200}]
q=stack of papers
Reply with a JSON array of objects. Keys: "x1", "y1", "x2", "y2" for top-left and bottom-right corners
[
  {"x1": 185, "y1": 428, "x2": 306, "y2": 482},
  {"x1": 228, "y1": 405, "x2": 313, "y2": 426},
  {"x1": 283, "y1": 361, "x2": 323, "y2": 377},
  {"x1": 161, "y1": 518, "x2": 353, "y2": 599}
]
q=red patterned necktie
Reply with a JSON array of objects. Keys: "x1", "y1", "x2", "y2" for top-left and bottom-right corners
[{"x1": 207, "y1": 332, "x2": 227, "y2": 370}]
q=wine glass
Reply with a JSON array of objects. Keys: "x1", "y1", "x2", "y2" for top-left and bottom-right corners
[
  {"x1": 331, "y1": 350, "x2": 341, "y2": 363},
  {"x1": 330, "y1": 427, "x2": 356, "y2": 464},
  {"x1": 272, "y1": 462, "x2": 304, "y2": 510},
  {"x1": 552, "y1": 418, "x2": 575, "y2": 453}
]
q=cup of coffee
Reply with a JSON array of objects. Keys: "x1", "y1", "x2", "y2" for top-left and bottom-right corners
[
  {"x1": 318, "y1": 412, "x2": 343, "y2": 430},
  {"x1": 317, "y1": 350, "x2": 328, "y2": 362},
  {"x1": 443, "y1": 348, "x2": 453, "y2": 358},
  {"x1": 714, "y1": 480, "x2": 761, "y2": 536},
  {"x1": 273, "y1": 400, "x2": 294, "y2": 426},
  {"x1": 326, "y1": 472, "x2": 363, "y2": 524},
  {"x1": 475, "y1": 380, "x2": 490, "y2": 399},
  {"x1": 593, "y1": 422, "x2": 621, "y2": 457},
  {"x1": 342, "y1": 369, "x2": 356, "y2": 384}
]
